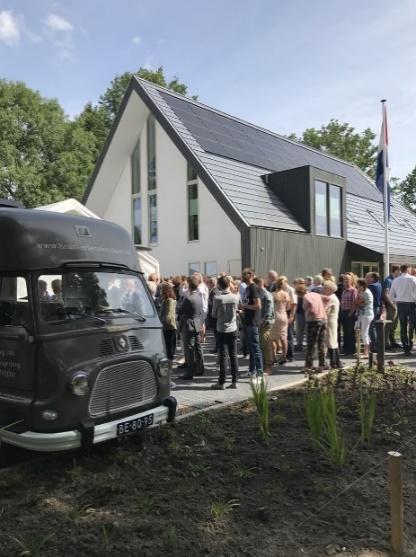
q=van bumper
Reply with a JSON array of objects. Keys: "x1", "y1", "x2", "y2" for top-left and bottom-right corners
[{"x1": 0, "y1": 400, "x2": 176, "y2": 452}]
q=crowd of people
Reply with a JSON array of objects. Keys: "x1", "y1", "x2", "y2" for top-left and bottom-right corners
[{"x1": 147, "y1": 263, "x2": 416, "y2": 389}]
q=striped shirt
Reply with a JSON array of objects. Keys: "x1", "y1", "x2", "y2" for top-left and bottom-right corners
[{"x1": 341, "y1": 287, "x2": 357, "y2": 311}]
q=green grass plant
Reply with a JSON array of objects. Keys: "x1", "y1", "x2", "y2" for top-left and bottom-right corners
[
  {"x1": 304, "y1": 386, "x2": 346, "y2": 466},
  {"x1": 210, "y1": 499, "x2": 240, "y2": 521},
  {"x1": 358, "y1": 388, "x2": 377, "y2": 444},
  {"x1": 250, "y1": 377, "x2": 270, "y2": 442},
  {"x1": 320, "y1": 388, "x2": 346, "y2": 466},
  {"x1": 304, "y1": 388, "x2": 323, "y2": 445}
]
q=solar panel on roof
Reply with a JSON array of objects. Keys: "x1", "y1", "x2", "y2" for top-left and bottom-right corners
[{"x1": 160, "y1": 91, "x2": 381, "y2": 203}]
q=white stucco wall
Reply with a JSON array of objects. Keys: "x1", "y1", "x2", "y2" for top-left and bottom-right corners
[{"x1": 95, "y1": 101, "x2": 241, "y2": 276}]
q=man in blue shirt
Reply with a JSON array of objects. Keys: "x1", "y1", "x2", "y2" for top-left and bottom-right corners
[
  {"x1": 366, "y1": 272, "x2": 383, "y2": 352},
  {"x1": 383, "y1": 265, "x2": 401, "y2": 350}
]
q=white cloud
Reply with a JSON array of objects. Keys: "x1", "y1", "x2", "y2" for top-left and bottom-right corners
[
  {"x1": 0, "y1": 10, "x2": 20, "y2": 45},
  {"x1": 42, "y1": 13, "x2": 75, "y2": 63},
  {"x1": 44, "y1": 13, "x2": 73, "y2": 32},
  {"x1": 131, "y1": 35, "x2": 141, "y2": 45}
]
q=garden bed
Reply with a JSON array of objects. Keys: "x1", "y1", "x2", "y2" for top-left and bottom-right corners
[{"x1": 1, "y1": 366, "x2": 416, "y2": 556}]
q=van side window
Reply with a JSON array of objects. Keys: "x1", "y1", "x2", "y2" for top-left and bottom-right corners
[{"x1": 0, "y1": 276, "x2": 29, "y2": 326}]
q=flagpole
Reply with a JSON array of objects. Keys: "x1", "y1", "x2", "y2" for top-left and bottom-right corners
[{"x1": 381, "y1": 99, "x2": 390, "y2": 277}]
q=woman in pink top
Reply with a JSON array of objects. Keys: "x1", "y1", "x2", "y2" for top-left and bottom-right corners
[
  {"x1": 302, "y1": 285, "x2": 327, "y2": 371},
  {"x1": 270, "y1": 278, "x2": 290, "y2": 364}
]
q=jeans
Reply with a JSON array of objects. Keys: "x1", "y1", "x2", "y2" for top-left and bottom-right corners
[
  {"x1": 244, "y1": 325, "x2": 263, "y2": 375},
  {"x1": 217, "y1": 331, "x2": 239, "y2": 384},
  {"x1": 369, "y1": 306, "x2": 382, "y2": 351},
  {"x1": 396, "y1": 302, "x2": 416, "y2": 352},
  {"x1": 340, "y1": 309, "x2": 356, "y2": 354},
  {"x1": 295, "y1": 312, "x2": 306, "y2": 347},
  {"x1": 305, "y1": 320, "x2": 326, "y2": 368},
  {"x1": 286, "y1": 311, "x2": 294, "y2": 359}
]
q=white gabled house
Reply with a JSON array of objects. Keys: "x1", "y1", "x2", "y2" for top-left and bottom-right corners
[
  {"x1": 84, "y1": 80, "x2": 241, "y2": 277},
  {"x1": 84, "y1": 77, "x2": 416, "y2": 279}
]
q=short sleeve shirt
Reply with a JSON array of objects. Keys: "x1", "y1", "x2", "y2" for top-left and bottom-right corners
[
  {"x1": 243, "y1": 283, "x2": 261, "y2": 326},
  {"x1": 359, "y1": 289, "x2": 374, "y2": 317}
]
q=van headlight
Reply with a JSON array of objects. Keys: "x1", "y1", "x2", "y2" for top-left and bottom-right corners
[
  {"x1": 70, "y1": 371, "x2": 90, "y2": 396},
  {"x1": 158, "y1": 358, "x2": 171, "y2": 377}
]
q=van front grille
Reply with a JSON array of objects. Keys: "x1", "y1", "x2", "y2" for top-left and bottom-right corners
[{"x1": 88, "y1": 360, "x2": 158, "y2": 418}]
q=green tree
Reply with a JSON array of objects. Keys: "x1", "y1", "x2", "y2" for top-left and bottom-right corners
[
  {"x1": 392, "y1": 166, "x2": 416, "y2": 213},
  {"x1": 0, "y1": 80, "x2": 97, "y2": 207},
  {"x1": 98, "y1": 66, "x2": 195, "y2": 125},
  {"x1": 289, "y1": 119, "x2": 378, "y2": 178}
]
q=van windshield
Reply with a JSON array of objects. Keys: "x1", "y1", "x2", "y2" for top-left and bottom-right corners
[{"x1": 37, "y1": 271, "x2": 154, "y2": 324}]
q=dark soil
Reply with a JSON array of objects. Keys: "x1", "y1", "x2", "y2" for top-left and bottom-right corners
[{"x1": 1, "y1": 366, "x2": 416, "y2": 557}]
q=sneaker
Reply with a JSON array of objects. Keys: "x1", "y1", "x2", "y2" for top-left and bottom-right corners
[
  {"x1": 210, "y1": 382, "x2": 225, "y2": 390},
  {"x1": 226, "y1": 382, "x2": 237, "y2": 389},
  {"x1": 239, "y1": 371, "x2": 255, "y2": 379},
  {"x1": 277, "y1": 357, "x2": 288, "y2": 365},
  {"x1": 170, "y1": 381, "x2": 176, "y2": 389}
]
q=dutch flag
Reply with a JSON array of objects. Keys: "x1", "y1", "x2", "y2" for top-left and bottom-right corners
[{"x1": 375, "y1": 100, "x2": 391, "y2": 221}]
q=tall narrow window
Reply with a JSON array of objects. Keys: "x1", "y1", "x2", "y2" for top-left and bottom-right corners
[
  {"x1": 329, "y1": 185, "x2": 342, "y2": 237},
  {"x1": 147, "y1": 115, "x2": 157, "y2": 244},
  {"x1": 314, "y1": 180, "x2": 343, "y2": 237},
  {"x1": 315, "y1": 180, "x2": 328, "y2": 235},
  {"x1": 131, "y1": 139, "x2": 142, "y2": 244},
  {"x1": 187, "y1": 163, "x2": 199, "y2": 241},
  {"x1": 148, "y1": 193, "x2": 158, "y2": 245}
]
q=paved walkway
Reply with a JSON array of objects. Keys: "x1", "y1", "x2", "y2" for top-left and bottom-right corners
[{"x1": 172, "y1": 339, "x2": 416, "y2": 417}]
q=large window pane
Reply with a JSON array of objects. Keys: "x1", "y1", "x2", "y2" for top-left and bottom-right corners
[
  {"x1": 149, "y1": 194, "x2": 158, "y2": 244},
  {"x1": 205, "y1": 261, "x2": 217, "y2": 276},
  {"x1": 147, "y1": 115, "x2": 156, "y2": 190},
  {"x1": 0, "y1": 276, "x2": 29, "y2": 326},
  {"x1": 329, "y1": 185, "x2": 342, "y2": 237},
  {"x1": 188, "y1": 183, "x2": 199, "y2": 241},
  {"x1": 133, "y1": 197, "x2": 142, "y2": 245},
  {"x1": 38, "y1": 272, "x2": 154, "y2": 325},
  {"x1": 132, "y1": 139, "x2": 140, "y2": 194},
  {"x1": 189, "y1": 262, "x2": 200, "y2": 274},
  {"x1": 315, "y1": 180, "x2": 328, "y2": 235}
]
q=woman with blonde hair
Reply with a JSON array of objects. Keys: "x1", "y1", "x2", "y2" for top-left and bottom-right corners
[
  {"x1": 270, "y1": 277, "x2": 291, "y2": 364},
  {"x1": 321, "y1": 280, "x2": 343, "y2": 368}
]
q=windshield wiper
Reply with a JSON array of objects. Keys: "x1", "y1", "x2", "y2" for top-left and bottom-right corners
[
  {"x1": 97, "y1": 308, "x2": 146, "y2": 322},
  {"x1": 63, "y1": 310, "x2": 106, "y2": 326}
]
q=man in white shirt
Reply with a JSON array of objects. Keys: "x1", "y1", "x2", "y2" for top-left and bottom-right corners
[{"x1": 390, "y1": 264, "x2": 416, "y2": 355}]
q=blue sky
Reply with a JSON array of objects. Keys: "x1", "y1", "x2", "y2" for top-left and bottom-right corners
[{"x1": 1, "y1": 0, "x2": 415, "y2": 179}]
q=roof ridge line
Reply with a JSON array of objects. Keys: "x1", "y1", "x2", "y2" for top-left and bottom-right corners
[{"x1": 135, "y1": 76, "x2": 376, "y2": 179}]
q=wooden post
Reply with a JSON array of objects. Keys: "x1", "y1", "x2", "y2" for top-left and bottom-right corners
[
  {"x1": 388, "y1": 451, "x2": 403, "y2": 554},
  {"x1": 355, "y1": 328, "x2": 361, "y2": 363}
]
